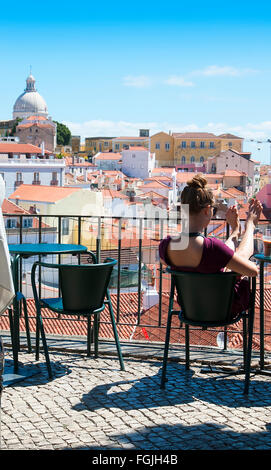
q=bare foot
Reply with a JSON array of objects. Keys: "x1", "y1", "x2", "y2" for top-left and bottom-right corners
[
  {"x1": 226, "y1": 205, "x2": 241, "y2": 234},
  {"x1": 246, "y1": 198, "x2": 263, "y2": 226}
]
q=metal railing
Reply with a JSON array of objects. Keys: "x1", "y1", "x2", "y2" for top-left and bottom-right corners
[{"x1": 1, "y1": 213, "x2": 270, "y2": 352}]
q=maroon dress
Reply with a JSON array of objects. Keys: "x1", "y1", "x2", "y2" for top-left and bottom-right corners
[{"x1": 159, "y1": 235, "x2": 250, "y2": 316}]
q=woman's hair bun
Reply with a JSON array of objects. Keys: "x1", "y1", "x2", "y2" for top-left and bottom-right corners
[{"x1": 187, "y1": 174, "x2": 207, "y2": 190}]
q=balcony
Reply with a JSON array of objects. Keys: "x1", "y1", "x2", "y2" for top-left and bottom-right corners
[
  {"x1": 1, "y1": 213, "x2": 271, "y2": 452},
  {"x1": 1, "y1": 212, "x2": 270, "y2": 358}
]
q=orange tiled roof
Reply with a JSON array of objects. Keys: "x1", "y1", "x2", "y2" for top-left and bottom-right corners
[
  {"x1": 142, "y1": 181, "x2": 169, "y2": 189},
  {"x1": 218, "y1": 133, "x2": 243, "y2": 140},
  {"x1": 113, "y1": 136, "x2": 147, "y2": 140},
  {"x1": 2, "y1": 198, "x2": 50, "y2": 228},
  {"x1": 2, "y1": 198, "x2": 29, "y2": 214},
  {"x1": 173, "y1": 132, "x2": 217, "y2": 139},
  {"x1": 224, "y1": 169, "x2": 247, "y2": 177},
  {"x1": 9, "y1": 184, "x2": 81, "y2": 203},
  {"x1": 26, "y1": 115, "x2": 47, "y2": 121},
  {"x1": 95, "y1": 152, "x2": 122, "y2": 160},
  {"x1": 0, "y1": 143, "x2": 51, "y2": 154}
]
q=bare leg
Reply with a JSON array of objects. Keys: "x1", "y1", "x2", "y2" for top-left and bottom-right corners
[{"x1": 236, "y1": 199, "x2": 262, "y2": 260}]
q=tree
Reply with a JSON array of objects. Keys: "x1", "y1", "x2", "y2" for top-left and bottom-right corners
[
  {"x1": 54, "y1": 121, "x2": 71, "y2": 146},
  {"x1": 9, "y1": 117, "x2": 23, "y2": 136}
]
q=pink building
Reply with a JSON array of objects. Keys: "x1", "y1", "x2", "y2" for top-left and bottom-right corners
[{"x1": 256, "y1": 184, "x2": 271, "y2": 209}]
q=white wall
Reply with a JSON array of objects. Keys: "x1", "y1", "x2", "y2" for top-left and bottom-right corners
[{"x1": 122, "y1": 149, "x2": 155, "y2": 179}]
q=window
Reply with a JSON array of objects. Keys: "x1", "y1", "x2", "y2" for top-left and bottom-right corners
[
  {"x1": 190, "y1": 141, "x2": 196, "y2": 148},
  {"x1": 104, "y1": 141, "x2": 109, "y2": 147},
  {"x1": 228, "y1": 142, "x2": 232, "y2": 147},
  {"x1": 0, "y1": 173, "x2": 4, "y2": 180},
  {"x1": 155, "y1": 142, "x2": 160, "y2": 150},
  {"x1": 200, "y1": 141, "x2": 205, "y2": 148},
  {"x1": 16, "y1": 172, "x2": 22, "y2": 182},
  {"x1": 190, "y1": 156, "x2": 195, "y2": 163},
  {"x1": 62, "y1": 218, "x2": 69, "y2": 236},
  {"x1": 165, "y1": 143, "x2": 170, "y2": 150},
  {"x1": 33, "y1": 172, "x2": 40, "y2": 182},
  {"x1": 6, "y1": 218, "x2": 16, "y2": 229},
  {"x1": 200, "y1": 156, "x2": 205, "y2": 163},
  {"x1": 23, "y1": 218, "x2": 33, "y2": 228},
  {"x1": 181, "y1": 141, "x2": 186, "y2": 148},
  {"x1": 210, "y1": 142, "x2": 215, "y2": 148},
  {"x1": 52, "y1": 171, "x2": 57, "y2": 181},
  {"x1": 115, "y1": 144, "x2": 120, "y2": 150},
  {"x1": 181, "y1": 156, "x2": 186, "y2": 163}
]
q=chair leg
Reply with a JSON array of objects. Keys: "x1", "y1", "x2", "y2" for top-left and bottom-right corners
[
  {"x1": 94, "y1": 313, "x2": 99, "y2": 358},
  {"x1": 106, "y1": 291, "x2": 125, "y2": 371},
  {"x1": 87, "y1": 316, "x2": 92, "y2": 357},
  {"x1": 36, "y1": 307, "x2": 53, "y2": 379},
  {"x1": 35, "y1": 310, "x2": 40, "y2": 361},
  {"x1": 22, "y1": 296, "x2": 32, "y2": 353},
  {"x1": 161, "y1": 311, "x2": 174, "y2": 388},
  {"x1": 242, "y1": 314, "x2": 247, "y2": 371},
  {"x1": 8, "y1": 307, "x2": 15, "y2": 358},
  {"x1": 185, "y1": 324, "x2": 190, "y2": 370},
  {"x1": 244, "y1": 306, "x2": 255, "y2": 395}
]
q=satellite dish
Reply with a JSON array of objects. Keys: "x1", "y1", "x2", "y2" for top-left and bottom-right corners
[{"x1": 216, "y1": 332, "x2": 228, "y2": 349}]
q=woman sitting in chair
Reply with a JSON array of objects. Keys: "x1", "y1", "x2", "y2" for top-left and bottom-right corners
[{"x1": 159, "y1": 174, "x2": 262, "y2": 317}]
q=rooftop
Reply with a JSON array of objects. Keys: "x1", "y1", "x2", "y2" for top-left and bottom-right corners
[
  {"x1": 9, "y1": 184, "x2": 81, "y2": 203},
  {"x1": 0, "y1": 142, "x2": 51, "y2": 154}
]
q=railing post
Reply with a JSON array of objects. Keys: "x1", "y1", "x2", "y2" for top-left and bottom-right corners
[
  {"x1": 137, "y1": 218, "x2": 143, "y2": 324},
  {"x1": 96, "y1": 217, "x2": 101, "y2": 263},
  {"x1": 116, "y1": 218, "x2": 121, "y2": 323},
  {"x1": 158, "y1": 218, "x2": 164, "y2": 327}
]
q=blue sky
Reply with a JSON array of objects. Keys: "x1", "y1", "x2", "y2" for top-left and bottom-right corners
[{"x1": 1, "y1": 0, "x2": 271, "y2": 162}]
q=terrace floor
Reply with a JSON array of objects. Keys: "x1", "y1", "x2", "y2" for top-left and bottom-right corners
[{"x1": 1, "y1": 333, "x2": 271, "y2": 457}]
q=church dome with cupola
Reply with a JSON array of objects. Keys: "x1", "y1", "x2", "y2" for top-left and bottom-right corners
[{"x1": 13, "y1": 73, "x2": 48, "y2": 119}]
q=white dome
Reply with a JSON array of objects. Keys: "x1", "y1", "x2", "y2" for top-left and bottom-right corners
[{"x1": 13, "y1": 74, "x2": 48, "y2": 119}]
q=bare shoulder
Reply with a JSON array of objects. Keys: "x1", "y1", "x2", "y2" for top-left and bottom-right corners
[{"x1": 168, "y1": 236, "x2": 204, "y2": 267}]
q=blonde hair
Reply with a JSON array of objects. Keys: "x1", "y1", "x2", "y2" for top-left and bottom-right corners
[{"x1": 181, "y1": 174, "x2": 214, "y2": 214}]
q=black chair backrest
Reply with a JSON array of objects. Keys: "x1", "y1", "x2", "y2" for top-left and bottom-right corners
[
  {"x1": 169, "y1": 270, "x2": 238, "y2": 325},
  {"x1": 58, "y1": 260, "x2": 116, "y2": 312}
]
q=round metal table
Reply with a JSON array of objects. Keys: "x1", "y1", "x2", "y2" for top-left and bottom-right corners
[{"x1": 8, "y1": 243, "x2": 88, "y2": 376}]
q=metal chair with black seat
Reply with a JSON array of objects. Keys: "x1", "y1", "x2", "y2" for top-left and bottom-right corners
[
  {"x1": 160, "y1": 269, "x2": 256, "y2": 395},
  {"x1": 31, "y1": 251, "x2": 125, "y2": 379}
]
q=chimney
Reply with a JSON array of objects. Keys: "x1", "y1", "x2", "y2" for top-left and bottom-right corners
[{"x1": 41, "y1": 141, "x2": 45, "y2": 157}]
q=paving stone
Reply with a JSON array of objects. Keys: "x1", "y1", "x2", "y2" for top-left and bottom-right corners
[{"x1": 1, "y1": 345, "x2": 271, "y2": 451}]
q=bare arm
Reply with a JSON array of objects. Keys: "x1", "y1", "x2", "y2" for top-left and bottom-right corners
[{"x1": 226, "y1": 252, "x2": 259, "y2": 277}]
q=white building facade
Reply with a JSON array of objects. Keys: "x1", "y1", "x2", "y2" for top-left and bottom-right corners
[
  {"x1": 0, "y1": 155, "x2": 65, "y2": 197},
  {"x1": 122, "y1": 148, "x2": 155, "y2": 180}
]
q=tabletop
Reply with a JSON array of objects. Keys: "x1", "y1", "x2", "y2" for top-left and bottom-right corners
[
  {"x1": 8, "y1": 243, "x2": 88, "y2": 256},
  {"x1": 254, "y1": 253, "x2": 271, "y2": 263}
]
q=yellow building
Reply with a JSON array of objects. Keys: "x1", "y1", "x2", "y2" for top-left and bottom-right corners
[
  {"x1": 150, "y1": 132, "x2": 174, "y2": 164},
  {"x1": 71, "y1": 135, "x2": 81, "y2": 153},
  {"x1": 150, "y1": 131, "x2": 243, "y2": 167},
  {"x1": 85, "y1": 137, "x2": 114, "y2": 156},
  {"x1": 112, "y1": 136, "x2": 150, "y2": 152}
]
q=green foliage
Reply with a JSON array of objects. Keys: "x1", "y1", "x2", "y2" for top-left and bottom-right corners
[
  {"x1": 54, "y1": 121, "x2": 71, "y2": 146},
  {"x1": 9, "y1": 117, "x2": 22, "y2": 136}
]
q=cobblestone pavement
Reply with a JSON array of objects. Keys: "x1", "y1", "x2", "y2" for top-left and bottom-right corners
[{"x1": 1, "y1": 346, "x2": 271, "y2": 452}]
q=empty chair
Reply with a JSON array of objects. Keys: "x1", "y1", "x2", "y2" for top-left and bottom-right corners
[
  {"x1": 160, "y1": 270, "x2": 256, "y2": 394},
  {"x1": 31, "y1": 254, "x2": 125, "y2": 378}
]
